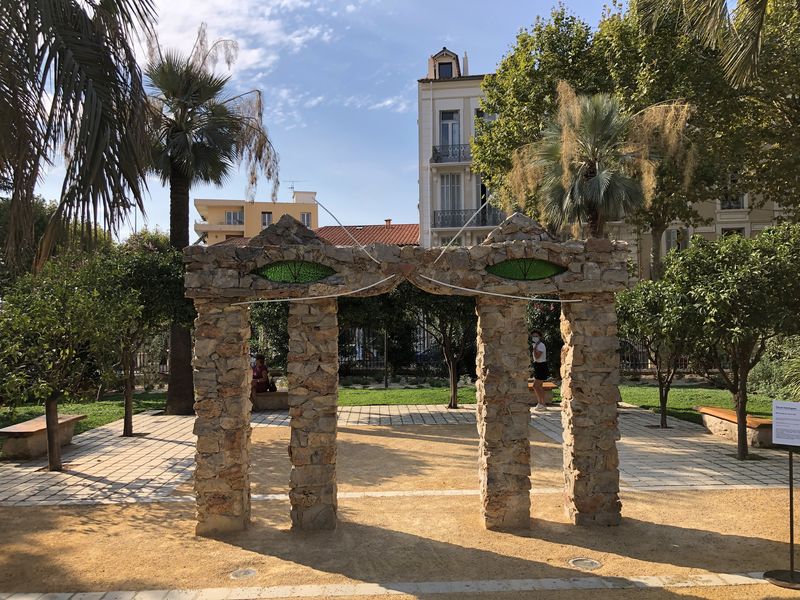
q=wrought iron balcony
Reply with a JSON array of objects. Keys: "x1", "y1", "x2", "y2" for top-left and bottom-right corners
[
  {"x1": 431, "y1": 144, "x2": 472, "y2": 163},
  {"x1": 432, "y1": 206, "x2": 505, "y2": 229}
]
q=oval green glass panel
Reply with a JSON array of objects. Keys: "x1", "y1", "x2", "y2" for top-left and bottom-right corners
[
  {"x1": 486, "y1": 258, "x2": 565, "y2": 281},
  {"x1": 255, "y1": 260, "x2": 335, "y2": 283}
]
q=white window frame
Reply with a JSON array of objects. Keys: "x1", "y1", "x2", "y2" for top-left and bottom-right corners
[
  {"x1": 261, "y1": 211, "x2": 273, "y2": 227},
  {"x1": 300, "y1": 212, "x2": 312, "y2": 227},
  {"x1": 225, "y1": 210, "x2": 244, "y2": 225},
  {"x1": 439, "y1": 110, "x2": 460, "y2": 147},
  {"x1": 439, "y1": 173, "x2": 462, "y2": 212}
]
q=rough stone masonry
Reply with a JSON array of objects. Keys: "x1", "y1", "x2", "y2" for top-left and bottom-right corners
[{"x1": 185, "y1": 213, "x2": 630, "y2": 535}]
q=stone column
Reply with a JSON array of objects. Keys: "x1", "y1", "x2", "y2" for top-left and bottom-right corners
[
  {"x1": 193, "y1": 300, "x2": 252, "y2": 536},
  {"x1": 475, "y1": 297, "x2": 531, "y2": 530},
  {"x1": 287, "y1": 298, "x2": 339, "y2": 530},
  {"x1": 560, "y1": 293, "x2": 622, "y2": 526}
]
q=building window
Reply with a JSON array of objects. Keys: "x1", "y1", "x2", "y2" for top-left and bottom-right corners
[
  {"x1": 225, "y1": 234, "x2": 244, "y2": 240},
  {"x1": 261, "y1": 211, "x2": 273, "y2": 227},
  {"x1": 438, "y1": 62, "x2": 453, "y2": 79},
  {"x1": 225, "y1": 210, "x2": 244, "y2": 225},
  {"x1": 300, "y1": 212, "x2": 312, "y2": 227},
  {"x1": 439, "y1": 235, "x2": 462, "y2": 246},
  {"x1": 440, "y1": 173, "x2": 462, "y2": 211},
  {"x1": 721, "y1": 194, "x2": 745, "y2": 210},
  {"x1": 439, "y1": 111, "x2": 460, "y2": 147},
  {"x1": 665, "y1": 228, "x2": 688, "y2": 252},
  {"x1": 475, "y1": 109, "x2": 497, "y2": 122},
  {"x1": 721, "y1": 227, "x2": 745, "y2": 237}
]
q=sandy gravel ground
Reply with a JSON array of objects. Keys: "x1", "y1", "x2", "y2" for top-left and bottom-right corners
[{"x1": 0, "y1": 424, "x2": 794, "y2": 600}]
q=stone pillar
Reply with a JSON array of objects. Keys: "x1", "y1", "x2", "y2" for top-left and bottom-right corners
[
  {"x1": 287, "y1": 298, "x2": 339, "y2": 530},
  {"x1": 560, "y1": 293, "x2": 622, "y2": 526},
  {"x1": 475, "y1": 297, "x2": 531, "y2": 530},
  {"x1": 193, "y1": 300, "x2": 252, "y2": 536}
]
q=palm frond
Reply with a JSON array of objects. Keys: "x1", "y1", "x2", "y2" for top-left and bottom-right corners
[
  {"x1": 721, "y1": 0, "x2": 769, "y2": 86},
  {"x1": 0, "y1": 0, "x2": 155, "y2": 272}
]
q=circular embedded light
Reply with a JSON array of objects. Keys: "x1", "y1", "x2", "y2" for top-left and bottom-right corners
[
  {"x1": 230, "y1": 568, "x2": 257, "y2": 580},
  {"x1": 568, "y1": 557, "x2": 602, "y2": 571}
]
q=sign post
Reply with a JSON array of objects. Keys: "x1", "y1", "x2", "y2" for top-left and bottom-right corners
[{"x1": 765, "y1": 400, "x2": 800, "y2": 590}]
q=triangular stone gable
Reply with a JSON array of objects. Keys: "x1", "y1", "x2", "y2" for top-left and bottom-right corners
[
  {"x1": 482, "y1": 212, "x2": 552, "y2": 245},
  {"x1": 247, "y1": 214, "x2": 331, "y2": 247}
]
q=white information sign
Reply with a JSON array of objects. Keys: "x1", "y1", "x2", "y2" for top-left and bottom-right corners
[{"x1": 772, "y1": 401, "x2": 800, "y2": 447}]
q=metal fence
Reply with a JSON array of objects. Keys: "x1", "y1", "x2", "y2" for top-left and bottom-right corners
[{"x1": 619, "y1": 339, "x2": 692, "y2": 373}]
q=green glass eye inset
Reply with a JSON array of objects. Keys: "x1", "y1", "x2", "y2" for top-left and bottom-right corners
[
  {"x1": 486, "y1": 258, "x2": 565, "y2": 281},
  {"x1": 255, "y1": 261, "x2": 335, "y2": 283}
]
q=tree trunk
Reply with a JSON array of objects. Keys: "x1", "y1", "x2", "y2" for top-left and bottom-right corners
[
  {"x1": 165, "y1": 169, "x2": 195, "y2": 415},
  {"x1": 447, "y1": 362, "x2": 459, "y2": 409},
  {"x1": 45, "y1": 392, "x2": 62, "y2": 472},
  {"x1": 734, "y1": 368, "x2": 750, "y2": 460},
  {"x1": 587, "y1": 209, "x2": 603, "y2": 238},
  {"x1": 383, "y1": 328, "x2": 389, "y2": 390},
  {"x1": 658, "y1": 385, "x2": 670, "y2": 429},
  {"x1": 650, "y1": 225, "x2": 666, "y2": 281},
  {"x1": 123, "y1": 352, "x2": 134, "y2": 437}
]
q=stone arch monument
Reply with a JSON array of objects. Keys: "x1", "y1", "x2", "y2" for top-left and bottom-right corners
[{"x1": 185, "y1": 214, "x2": 629, "y2": 536}]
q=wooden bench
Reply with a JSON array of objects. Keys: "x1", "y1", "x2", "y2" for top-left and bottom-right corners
[
  {"x1": 527, "y1": 380, "x2": 558, "y2": 405},
  {"x1": 696, "y1": 406, "x2": 773, "y2": 448},
  {"x1": 252, "y1": 391, "x2": 289, "y2": 411},
  {"x1": 0, "y1": 414, "x2": 86, "y2": 460}
]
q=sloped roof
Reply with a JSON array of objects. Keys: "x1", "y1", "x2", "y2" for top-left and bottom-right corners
[
  {"x1": 315, "y1": 223, "x2": 419, "y2": 246},
  {"x1": 210, "y1": 223, "x2": 420, "y2": 247}
]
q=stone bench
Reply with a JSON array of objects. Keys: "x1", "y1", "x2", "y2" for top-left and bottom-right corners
[
  {"x1": 252, "y1": 391, "x2": 289, "y2": 411},
  {"x1": 527, "y1": 380, "x2": 558, "y2": 405},
  {"x1": 0, "y1": 414, "x2": 86, "y2": 459},
  {"x1": 697, "y1": 406, "x2": 773, "y2": 448}
]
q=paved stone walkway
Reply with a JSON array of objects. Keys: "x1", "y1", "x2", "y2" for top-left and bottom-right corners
[
  {"x1": 0, "y1": 571, "x2": 771, "y2": 598},
  {"x1": 0, "y1": 405, "x2": 788, "y2": 507}
]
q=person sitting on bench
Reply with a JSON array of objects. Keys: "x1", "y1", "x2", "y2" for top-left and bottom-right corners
[{"x1": 251, "y1": 354, "x2": 277, "y2": 399}]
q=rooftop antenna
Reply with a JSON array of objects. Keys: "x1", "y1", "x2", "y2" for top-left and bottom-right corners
[{"x1": 285, "y1": 180, "x2": 307, "y2": 194}]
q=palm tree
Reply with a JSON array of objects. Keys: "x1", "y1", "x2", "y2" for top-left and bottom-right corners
[
  {"x1": 638, "y1": 0, "x2": 783, "y2": 86},
  {"x1": 0, "y1": 0, "x2": 154, "y2": 274},
  {"x1": 147, "y1": 28, "x2": 279, "y2": 415},
  {"x1": 511, "y1": 82, "x2": 691, "y2": 238}
]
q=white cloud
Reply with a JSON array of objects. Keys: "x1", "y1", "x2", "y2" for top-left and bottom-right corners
[
  {"x1": 304, "y1": 95, "x2": 325, "y2": 107},
  {"x1": 368, "y1": 96, "x2": 410, "y2": 113},
  {"x1": 149, "y1": 0, "x2": 334, "y2": 78},
  {"x1": 345, "y1": 4, "x2": 356, "y2": 12}
]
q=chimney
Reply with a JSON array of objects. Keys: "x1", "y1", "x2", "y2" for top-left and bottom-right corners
[
  {"x1": 385, "y1": 218, "x2": 392, "y2": 229},
  {"x1": 462, "y1": 52, "x2": 469, "y2": 76}
]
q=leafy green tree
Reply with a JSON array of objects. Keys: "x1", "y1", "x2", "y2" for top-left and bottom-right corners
[
  {"x1": 0, "y1": 253, "x2": 108, "y2": 470},
  {"x1": 639, "y1": 0, "x2": 787, "y2": 86},
  {"x1": 146, "y1": 26, "x2": 279, "y2": 415},
  {"x1": 664, "y1": 224, "x2": 800, "y2": 458},
  {"x1": 594, "y1": 4, "x2": 729, "y2": 277},
  {"x1": 0, "y1": 0, "x2": 154, "y2": 274},
  {"x1": 617, "y1": 279, "x2": 693, "y2": 427},
  {"x1": 0, "y1": 196, "x2": 60, "y2": 290},
  {"x1": 472, "y1": 6, "x2": 612, "y2": 211},
  {"x1": 403, "y1": 284, "x2": 476, "y2": 409},
  {"x1": 90, "y1": 232, "x2": 190, "y2": 435}
]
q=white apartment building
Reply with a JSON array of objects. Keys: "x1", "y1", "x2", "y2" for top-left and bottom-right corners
[{"x1": 418, "y1": 48, "x2": 504, "y2": 248}]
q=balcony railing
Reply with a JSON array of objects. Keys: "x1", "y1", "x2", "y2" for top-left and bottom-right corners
[
  {"x1": 431, "y1": 144, "x2": 472, "y2": 163},
  {"x1": 433, "y1": 206, "x2": 506, "y2": 228}
]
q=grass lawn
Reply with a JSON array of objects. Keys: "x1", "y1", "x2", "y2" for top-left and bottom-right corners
[
  {"x1": 0, "y1": 392, "x2": 167, "y2": 437},
  {"x1": 338, "y1": 387, "x2": 476, "y2": 406},
  {"x1": 618, "y1": 384, "x2": 773, "y2": 425}
]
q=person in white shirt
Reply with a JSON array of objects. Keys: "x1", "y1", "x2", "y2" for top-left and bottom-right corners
[{"x1": 531, "y1": 330, "x2": 549, "y2": 412}]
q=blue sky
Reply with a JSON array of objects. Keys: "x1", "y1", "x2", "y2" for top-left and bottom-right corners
[{"x1": 38, "y1": 0, "x2": 607, "y2": 240}]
